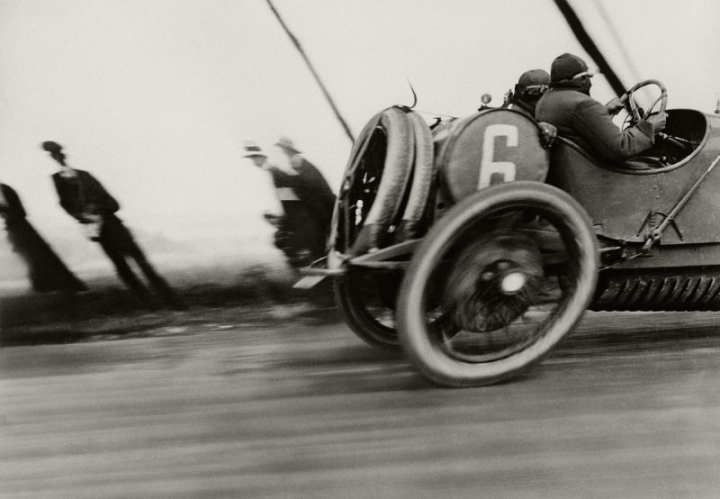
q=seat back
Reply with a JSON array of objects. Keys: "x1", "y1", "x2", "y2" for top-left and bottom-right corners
[{"x1": 549, "y1": 137, "x2": 720, "y2": 245}]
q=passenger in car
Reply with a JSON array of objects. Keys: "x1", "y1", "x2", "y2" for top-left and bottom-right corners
[
  {"x1": 505, "y1": 69, "x2": 550, "y2": 118},
  {"x1": 505, "y1": 69, "x2": 557, "y2": 149},
  {"x1": 536, "y1": 53, "x2": 667, "y2": 163}
]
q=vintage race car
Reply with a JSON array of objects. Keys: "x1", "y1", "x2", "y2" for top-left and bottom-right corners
[{"x1": 300, "y1": 79, "x2": 720, "y2": 388}]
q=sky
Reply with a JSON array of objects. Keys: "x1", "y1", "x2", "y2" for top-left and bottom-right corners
[{"x1": 0, "y1": 0, "x2": 718, "y2": 264}]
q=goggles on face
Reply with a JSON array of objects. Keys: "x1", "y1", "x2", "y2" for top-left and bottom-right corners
[
  {"x1": 522, "y1": 84, "x2": 549, "y2": 96},
  {"x1": 572, "y1": 68, "x2": 599, "y2": 79}
]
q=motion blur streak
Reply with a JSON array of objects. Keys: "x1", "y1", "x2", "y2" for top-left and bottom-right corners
[{"x1": 1, "y1": 311, "x2": 719, "y2": 497}]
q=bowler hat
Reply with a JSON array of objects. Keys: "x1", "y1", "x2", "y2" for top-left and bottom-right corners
[
  {"x1": 550, "y1": 53, "x2": 594, "y2": 82},
  {"x1": 242, "y1": 140, "x2": 267, "y2": 158},
  {"x1": 275, "y1": 136, "x2": 300, "y2": 154},
  {"x1": 41, "y1": 140, "x2": 63, "y2": 153}
]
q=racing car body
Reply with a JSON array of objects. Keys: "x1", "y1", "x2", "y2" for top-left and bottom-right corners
[
  {"x1": 552, "y1": 108, "x2": 720, "y2": 311},
  {"x1": 310, "y1": 81, "x2": 720, "y2": 387},
  {"x1": 552, "y1": 109, "x2": 720, "y2": 249}
]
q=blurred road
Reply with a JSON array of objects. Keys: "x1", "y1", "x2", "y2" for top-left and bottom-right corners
[{"x1": 1, "y1": 310, "x2": 720, "y2": 498}]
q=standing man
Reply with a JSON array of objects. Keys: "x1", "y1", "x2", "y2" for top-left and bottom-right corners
[
  {"x1": 274, "y1": 136, "x2": 335, "y2": 259},
  {"x1": 535, "y1": 53, "x2": 667, "y2": 163},
  {"x1": 0, "y1": 182, "x2": 87, "y2": 293},
  {"x1": 242, "y1": 140, "x2": 331, "y2": 268},
  {"x1": 40, "y1": 141, "x2": 185, "y2": 310}
]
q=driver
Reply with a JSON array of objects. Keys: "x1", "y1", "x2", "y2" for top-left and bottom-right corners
[{"x1": 536, "y1": 53, "x2": 667, "y2": 163}]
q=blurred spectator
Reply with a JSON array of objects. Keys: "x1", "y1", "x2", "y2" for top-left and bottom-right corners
[
  {"x1": 0, "y1": 182, "x2": 87, "y2": 293},
  {"x1": 242, "y1": 139, "x2": 334, "y2": 268},
  {"x1": 274, "y1": 136, "x2": 335, "y2": 257},
  {"x1": 40, "y1": 141, "x2": 186, "y2": 310}
]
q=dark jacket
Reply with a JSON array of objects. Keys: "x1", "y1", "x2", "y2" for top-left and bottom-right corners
[
  {"x1": 292, "y1": 157, "x2": 336, "y2": 226},
  {"x1": 535, "y1": 87, "x2": 655, "y2": 162},
  {"x1": 266, "y1": 159, "x2": 336, "y2": 265},
  {"x1": 51, "y1": 169, "x2": 120, "y2": 223},
  {"x1": 509, "y1": 99, "x2": 537, "y2": 119}
]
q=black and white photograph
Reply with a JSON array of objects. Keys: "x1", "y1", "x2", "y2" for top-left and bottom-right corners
[{"x1": 1, "y1": 1, "x2": 719, "y2": 497}]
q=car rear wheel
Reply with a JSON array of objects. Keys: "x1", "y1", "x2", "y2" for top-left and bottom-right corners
[{"x1": 397, "y1": 182, "x2": 599, "y2": 387}]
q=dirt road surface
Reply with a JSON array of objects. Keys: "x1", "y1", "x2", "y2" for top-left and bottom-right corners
[{"x1": 2, "y1": 309, "x2": 720, "y2": 498}]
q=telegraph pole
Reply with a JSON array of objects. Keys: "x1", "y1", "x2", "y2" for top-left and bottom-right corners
[{"x1": 266, "y1": 0, "x2": 355, "y2": 143}]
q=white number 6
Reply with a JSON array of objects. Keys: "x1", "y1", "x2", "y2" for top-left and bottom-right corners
[{"x1": 478, "y1": 124, "x2": 518, "y2": 189}]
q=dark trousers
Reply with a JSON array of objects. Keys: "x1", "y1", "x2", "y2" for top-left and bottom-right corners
[{"x1": 97, "y1": 216, "x2": 185, "y2": 310}]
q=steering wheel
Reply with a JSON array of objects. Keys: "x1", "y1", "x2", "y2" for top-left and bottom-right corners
[{"x1": 619, "y1": 79, "x2": 667, "y2": 126}]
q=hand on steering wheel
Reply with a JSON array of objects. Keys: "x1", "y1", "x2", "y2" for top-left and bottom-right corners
[{"x1": 619, "y1": 79, "x2": 667, "y2": 126}]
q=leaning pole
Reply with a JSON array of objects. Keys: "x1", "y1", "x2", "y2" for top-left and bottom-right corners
[
  {"x1": 266, "y1": 0, "x2": 355, "y2": 143},
  {"x1": 553, "y1": 0, "x2": 627, "y2": 97}
]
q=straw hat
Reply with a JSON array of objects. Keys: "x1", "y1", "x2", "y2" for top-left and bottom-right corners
[
  {"x1": 242, "y1": 140, "x2": 267, "y2": 158},
  {"x1": 275, "y1": 136, "x2": 301, "y2": 154}
]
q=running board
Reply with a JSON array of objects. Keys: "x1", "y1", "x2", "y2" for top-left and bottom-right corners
[{"x1": 293, "y1": 239, "x2": 421, "y2": 289}]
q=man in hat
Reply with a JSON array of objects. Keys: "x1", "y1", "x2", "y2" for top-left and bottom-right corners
[
  {"x1": 40, "y1": 140, "x2": 185, "y2": 310},
  {"x1": 504, "y1": 69, "x2": 558, "y2": 148},
  {"x1": 505, "y1": 69, "x2": 551, "y2": 117},
  {"x1": 536, "y1": 52, "x2": 667, "y2": 163},
  {"x1": 274, "y1": 136, "x2": 335, "y2": 253},
  {"x1": 242, "y1": 140, "x2": 330, "y2": 268}
]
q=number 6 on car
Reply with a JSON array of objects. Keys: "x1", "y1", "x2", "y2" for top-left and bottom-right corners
[
  {"x1": 440, "y1": 110, "x2": 548, "y2": 202},
  {"x1": 478, "y1": 124, "x2": 518, "y2": 189}
]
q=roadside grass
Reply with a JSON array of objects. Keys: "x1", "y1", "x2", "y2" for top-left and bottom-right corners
[{"x1": 0, "y1": 262, "x2": 338, "y2": 346}]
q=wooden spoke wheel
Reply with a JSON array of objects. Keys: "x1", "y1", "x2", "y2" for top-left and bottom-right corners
[{"x1": 397, "y1": 182, "x2": 599, "y2": 387}]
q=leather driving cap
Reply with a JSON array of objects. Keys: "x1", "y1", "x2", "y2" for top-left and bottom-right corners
[
  {"x1": 550, "y1": 53, "x2": 588, "y2": 82},
  {"x1": 518, "y1": 69, "x2": 550, "y2": 88}
]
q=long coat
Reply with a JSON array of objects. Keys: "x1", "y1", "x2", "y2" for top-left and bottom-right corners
[
  {"x1": 536, "y1": 87, "x2": 655, "y2": 162},
  {"x1": 0, "y1": 183, "x2": 87, "y2": 292},
  {"x1": 291, "y1": 157, "x2": 335, "y2": 235},
  {"x1": 265, "y1": 165, "x2": 325, "y2": 266}
]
